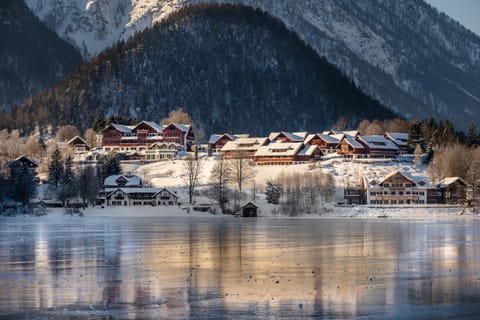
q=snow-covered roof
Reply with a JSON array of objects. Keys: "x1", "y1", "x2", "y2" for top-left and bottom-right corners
[
  {"x1": 208, "y1": 133, "x2": 237, "y2": 144},
  {"x1": 385, "y1": 132, "x2": 409, "y2": 146},
  {"x1": 342, "y1": 136, "x2": 365, "y2": 149},
  {"x1": 437, "y1": 177, "x2": 467, "y2": 188},
  {"x1": 255, "y1": 142, "x2": 304, "y2": 157},
  {"x1": 221, "y1": 137, "x2": 268, "y2": 152},
  {"x1": 67, "y1": 135, "x2": 88, "y2": 145},
  {"x1": 305, "y1": 133, "x2": 340, "y2": 145},
  {"x1": 141, "y1": 121, "x2": 164, "y2": 133},
  {"x1": 297, "y1": 145, "x2": 320, "y2": 156},
  {"x1": 8, "y1": 155, "x2": 38, "y2": 168},
  {"x1": 268, "y1": 131, "x2": 305, "y2": 142},
  {"x1": 110, "y1": 123, "x2": 133, "y2": 133},
  {"x1": 105, "y1": 187, "x2": 177, "y2": 197},
  {"x1": 104, "y1": 174, "x2": 142, "y2": 187},
  {"x1": 379, "y1": 171, "x2": 417, "y2": 186},
  {"x1": 358, "y1": 135, "x2": 399, "y2": 150},
  {"x1": 343, "y1": 130, "x2": 359, "y2": 137},
  {"x1": 164, "y1": 123, "x2": 191, "y2": 132}
]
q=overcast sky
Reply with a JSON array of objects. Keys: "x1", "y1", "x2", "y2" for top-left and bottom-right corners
[{"x1": 424, "y1": 0, "x2": 480, "y2": 35}]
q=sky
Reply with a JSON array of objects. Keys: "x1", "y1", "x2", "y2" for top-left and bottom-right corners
[{"x1": 424, "y1": 0, "x2": 480, "y2": 35}]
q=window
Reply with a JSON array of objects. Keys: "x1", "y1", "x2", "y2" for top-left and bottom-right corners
[
  {"x1": 384, "y1": 183, "x2": 389, "y2": 187},
  {"x1": 405, "y1": 183, "x2": 412, "y2": 187}
]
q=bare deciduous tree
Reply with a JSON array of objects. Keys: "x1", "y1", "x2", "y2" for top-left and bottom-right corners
[
  {"x1": 182, "y1": 156, "x2": 203, "y2": 204},
  {"x1": 56, "y1": 125, "x2": 80, "y2": 142},
  {"x1": 229, "y1": 151, "x2": 255, "y2": 192},
  {"x1": 209, "y1": 159, "x2": 232, "y2": 210}
]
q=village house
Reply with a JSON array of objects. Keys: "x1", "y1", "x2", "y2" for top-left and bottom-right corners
[
  {"x1": 100, "y1": 121, "x2": 195, "y2": 155},
  {"x1": 105, "y1": 187, "x2": 178, "y2": 206},
  {"x1": 7, "y1": 155, "x2": 39, "y2": 176},
  {"x1": 145, "y1": 142, "x2": 183, "y2": 161},
  {"x1": 208, "y1": 133, "x2": 249, "y2": 153},
  {"x1": 436, "y1": 177, "x2": 468, "y2": 205},
  {"x1": 356, "y1": 135, "x2": 399, "y2": 158},
  {"x1": 220, "y1": 137, "x2": 269, "y2": 159},
  {"x1": 67, "y1": 136, "x2": 90, "y2": 153},
  {"x1": 385, "y1": 132, "x2": 410, "y2": 154},
  {"x1": 304, "y1": 133, "x2": 340, "y2": 154},
  {"x1": 101, "y1": 174, "x2": 178, "y2": 206},
  {"x1": 345, "y1": 170, "x2": 469, "y2": 206},
  {"x1": 362, "y1": 171, "x2": 428, "y2": 205},
  {"x1": 337, "y1": 135, "x2": 368, "y2": 159},
  {"x1": 253, "y1": 142, "x2": 321, "y2": 165}
]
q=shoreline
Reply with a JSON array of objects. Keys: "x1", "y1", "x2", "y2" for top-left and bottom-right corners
[{"x1": 2, "y1": 205, "x2": 479, "y2": 220}]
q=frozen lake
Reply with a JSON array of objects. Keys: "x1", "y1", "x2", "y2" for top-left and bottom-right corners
[{"x1": 1, "y1": 215, "x2": 480, "y2": 319}]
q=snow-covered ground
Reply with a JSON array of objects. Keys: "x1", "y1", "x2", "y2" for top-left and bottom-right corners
[{"x1": 25, "y1": 155, "x2": 478, "y2": 220}]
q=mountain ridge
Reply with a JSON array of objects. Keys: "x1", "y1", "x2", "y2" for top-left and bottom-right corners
[
  {"x1": 24, "y1": 0, "x2": 480, "y2": 130},
  {"x1": 4, "y1": 3, "x2": 397, "y2": 136}
]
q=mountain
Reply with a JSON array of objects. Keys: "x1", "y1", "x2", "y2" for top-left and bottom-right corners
[
  {"x1": 25, "y1": 0, "x2": 480, "y2": 130},
  {"x1": 0, "y1": 0, "x2": 83, "y2": 112},
  {"x1": 4, "y1": 4, "x2": 396, "y2": 136}
]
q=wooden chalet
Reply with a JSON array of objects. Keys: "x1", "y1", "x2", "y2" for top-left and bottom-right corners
[
  {"x1": 363, "y1": 171, "x2": 427, "y2": 205},
  {"x1": 254, "y1": 143, "x2": 321, "y2": 165},
  {"x1": 162, "y1": 123, "x2": 195, "y2": 151},
  {"x1": 145, "y1": 142, "x2": 182, "y2": 160},
  {"x1": 436, "y1": 177, "x2": 468, "y2": 205},
  {"x1": 357, "y1": 135, "x2": 399, "y2": 158},
  {"x1": 7, "y1": 155, "x2": 38, "y2": 175},
  {"x1": 305, "y1": 133, "x2": 340, "y2": 154},
  {"x1": 220, "y1": 137, "x2": 269, "y2": 159},
  {"x1": 131, "y1": 121, "x2": 163, "y2": 145},
  {"x1": 337, "y1": 136, "x2": 368, "y2": 159},
  {"x1": 241, "y1": 202, "x2": 258, "y2": 217},
  {"x1": 385, "y1": 132, "x2": 410, "y2": 154},
  {"x1": 67, "y1": 136, "x2": 90, "y2": 153},
  {"x1": 105, "y1": 187, "x2": 178, "y2": 206},
  {"x1": 101, "y1": 121, "x2": 195, "y2": 153},
  {"x1": 208, "y1": 133, "x2": 241, "y2": 153}
]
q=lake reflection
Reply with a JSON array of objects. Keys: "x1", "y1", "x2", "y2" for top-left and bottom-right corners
[{"x1": 1, "y1": 216, "x2": 480, "y2": 319}]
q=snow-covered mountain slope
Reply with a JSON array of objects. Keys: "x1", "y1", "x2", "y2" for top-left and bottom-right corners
[{"x1": 24, "y1": 0, "x2": 480, "y2": 129}]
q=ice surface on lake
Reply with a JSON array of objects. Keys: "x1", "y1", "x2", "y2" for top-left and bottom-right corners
[{"x1": 1, "y1": 216, "x2": 480, "y2": 319}]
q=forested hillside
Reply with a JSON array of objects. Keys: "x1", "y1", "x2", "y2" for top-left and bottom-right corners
[{"x1": 4, "y1": 4, "x2": 396, "y2": 136}]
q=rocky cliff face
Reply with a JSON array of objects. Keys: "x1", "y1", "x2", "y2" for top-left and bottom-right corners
[{"x1": 23, "y1": 0, "x2": 480, "y2": 129}]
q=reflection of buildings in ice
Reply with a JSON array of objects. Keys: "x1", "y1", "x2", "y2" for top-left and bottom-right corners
[{"x1": 2, "y1": 218, "x2": 480, "y2": 318}]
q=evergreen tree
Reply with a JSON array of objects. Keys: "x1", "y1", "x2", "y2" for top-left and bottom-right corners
[
  {"x1": 467, "y1": 121, "x2": 478, "y2": 148},
  {"x1": 408, "y1": 120, "x2": 423, "y2": 149},
  {"x1": 92, "y1": 112, "x2": 106, "y2": 132},
  {"x1": 96, "y1": 154, "x2": 107, "y2": 186},
  {"x1": 58, "y1": 155, "x2": 76, "y2": 206},
  {"x1": 265, "y1": 181, "x2": 282, "y2": 204},
  {"x1": 106, "y1": 151, "x2": 122, "y2": 177},
  {"x1": 413, "y1": 144, "x2": 423, "y2": 167},
  {"x1": 48, "y1": 148, "x2": 64, "y2": 188},
  {"x1": 9, "y1": 163, "x2": 36, "y2": 207}
]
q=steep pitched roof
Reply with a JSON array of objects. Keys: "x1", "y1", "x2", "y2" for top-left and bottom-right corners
[
  {"x1": 385, "y1": 132, "x2": 409, "y2": 147},
  {"x1": 164, "y1": 123, "x2": 191, "y2": 132},
  {"x1": 268, "y1": 131, "x2": 305, "y2": 142},
  {"x1": 67, "y1": 135, "x2": 89, "y2": 146},
  {"x1": 342, "y1": 136, "x2": 364, "y2": 149},
  {"x1": 437, "y1": 177, "x2": 467, "y2": 188},
  {"x1": 134, "y1": 121, "x2": 164, "y2": 133},
  {"x1": 104, "y1": 174, "x2": 142, "y2": 187},
  {"x1": 208, "y1": 133, "x2": 237, "y2": 144},
  {"x1": 8, "y1": 155, "x2": 38, "y2": 168},
  {"x1": 379, "y1": 171, "x2": 417, "y2": 186}
]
